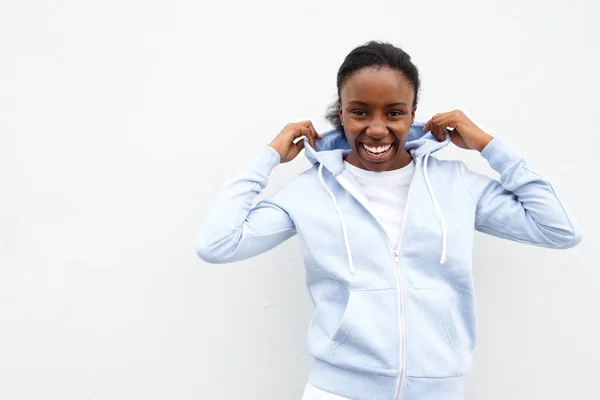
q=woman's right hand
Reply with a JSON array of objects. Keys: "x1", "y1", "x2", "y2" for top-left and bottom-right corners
[{"x1": 268, "y1": 121, "x2": 322, "y2": 163}]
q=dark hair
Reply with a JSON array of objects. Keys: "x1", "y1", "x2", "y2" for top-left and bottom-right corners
[{"x1": 325, "y1": 41, "x2": 420, "y2": 131}]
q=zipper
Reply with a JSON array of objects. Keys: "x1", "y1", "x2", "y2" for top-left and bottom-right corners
[
  {"x1": 336, "y1": 169, "x2": 417, "y2": 400},
  {"x1": 393, "y1": 170, "x2": 416, "y2": 400},
  {"x1": 392, "y1": 249, "x2": 406, "y2": 400}
]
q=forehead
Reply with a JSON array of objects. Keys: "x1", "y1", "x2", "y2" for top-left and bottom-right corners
[{"x1": 341, "y1": 67, "x2": 414, "y2": 104}]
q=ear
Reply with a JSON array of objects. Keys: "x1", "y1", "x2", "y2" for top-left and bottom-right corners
[
  {"x1": 338, "y1": 107, "x2": 343, "y2": 124},
  {"x1": 411, "y1": 107, "x2": 416, "y2": 125}
]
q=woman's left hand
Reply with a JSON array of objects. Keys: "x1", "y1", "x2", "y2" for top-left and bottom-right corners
[{"x1": 423, "y1": 110, "x2": 494, "y2": 152}]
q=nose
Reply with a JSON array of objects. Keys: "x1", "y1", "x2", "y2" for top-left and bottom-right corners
[{"x1": 365, "y1": 115, "x2": 388, "y2": 140}]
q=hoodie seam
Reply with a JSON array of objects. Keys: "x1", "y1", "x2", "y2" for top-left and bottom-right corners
[
  {"x1": 352, "y1": 287, "x2": 395, "y2": 292},
  {"x1": 234, "y1": 181, "x2": 262, "y2": 228},
  {"x1": 474, "y1": 223, "x2": 542, "y2": 245},
  {"x1": 208, "y1": 226, "x2": 295, "y2": 250},
  {"x1": 296, "y1": 172, "x2": 322, "y2": 268},
  {"x1": 242, "y1": 227, "x2": 296, "y2": 238},
  {"x1": 406, "y1": 374, "x2": 465, "y2": 380},
  {"x1": 297, "y1": 173, "x2": 304, "y2": 210},
  {"x1": 475, "y1": 222, "x2": 568, "y2": 247},
  {"x1": 332, "y1": 164, "x2": 344, "y2": 177},
  {"x1": 457, "y1": 161, "x2": 478, "y2": 207}
]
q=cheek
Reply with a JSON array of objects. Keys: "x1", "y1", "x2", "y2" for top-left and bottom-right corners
[
  {"x1": 342, "y1": 122, "x2": 360, "y2": 143},
  {"x1": 391, "y1": 118, "x2": 412, "y2": 133},
  {"x1": 344, "y1": 132, "x2": 358, "y2": 147},
  {"x1": 344, "y1": 119, "x2": 366, "y2": 135}
]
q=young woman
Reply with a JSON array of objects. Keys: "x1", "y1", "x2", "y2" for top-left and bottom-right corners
[{"x1": 196, "y1": 41, "x2": 582, "y2": 400}]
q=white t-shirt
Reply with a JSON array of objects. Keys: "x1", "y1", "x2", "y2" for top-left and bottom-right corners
[
  {"x1": 344, "y1": 160, "x2": 415, "y2": 248},
  {"x1": 301, "y1": 383, "x2": 353, "y2": 400},
  {"x1": 301, "y1": 161, "x2": 415, "y2": 400}
]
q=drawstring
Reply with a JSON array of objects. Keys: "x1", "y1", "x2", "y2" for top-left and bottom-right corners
[
  {"x1": 318, "y1": 154, "x2": 448, "y2": 272},
  {"x1": 423, "y1": 152, "x2": 448, "y2": 264},
  {"x1": 318, "y1": 164, "x2": 356, "y2": 275}
]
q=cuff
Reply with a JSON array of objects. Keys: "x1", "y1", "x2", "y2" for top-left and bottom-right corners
[{"x1": 480, "y1": 138, "x2": 523, "y2": 174}]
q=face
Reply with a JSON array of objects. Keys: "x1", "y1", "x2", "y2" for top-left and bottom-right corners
[{"x1": 339, "y1": 67, "x2": 416, "y2": 172}]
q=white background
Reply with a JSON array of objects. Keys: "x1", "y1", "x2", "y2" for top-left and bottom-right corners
[{"x1": 1, "y1": 0, "x2": 599, "y2": 399}]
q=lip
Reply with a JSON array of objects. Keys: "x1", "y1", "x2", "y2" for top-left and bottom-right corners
[{"x1": 358, "y1": 142, "x2": 396, "y2": 164}]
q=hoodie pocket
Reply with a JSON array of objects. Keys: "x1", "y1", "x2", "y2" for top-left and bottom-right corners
[
  {"x1": 405, "y1": 288, "x2": 469, "y2": 378},
  {"x1": 326, "y1": 288, "x2": 398, "y2": 375}
]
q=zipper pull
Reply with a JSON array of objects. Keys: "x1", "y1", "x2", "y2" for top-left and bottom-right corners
[{"x1": 393, "y1": 250, "x2": 399, "y2": 267}]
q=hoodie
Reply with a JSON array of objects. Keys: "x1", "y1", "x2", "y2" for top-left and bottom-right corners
[{"x1": 196, "y1": 123, "x2": 582, "y2": 400}]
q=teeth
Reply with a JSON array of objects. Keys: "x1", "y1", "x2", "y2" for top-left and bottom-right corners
[{"x1": 363, "y1": 143, "x2": 392, "y2": 155}]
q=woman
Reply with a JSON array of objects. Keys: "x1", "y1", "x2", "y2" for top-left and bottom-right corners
[{"x1": 196, "y1": 41, "x2": 582, "y2": 400}]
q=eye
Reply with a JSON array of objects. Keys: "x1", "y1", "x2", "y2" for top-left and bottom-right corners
[
  {"x1": 351, "y1": 110, "x2": 368, "y2": 117},
  {"x1": 388, "y1": 111, "x2": 405, "y2": 117}
]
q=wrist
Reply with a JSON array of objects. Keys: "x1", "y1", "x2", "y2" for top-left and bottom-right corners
[
  {"x1": 268, "y1": 141, "x2": 285, "y2": 161},
  {"x1": 475, "y1": 132, "x2": 494, "y2": 152}
]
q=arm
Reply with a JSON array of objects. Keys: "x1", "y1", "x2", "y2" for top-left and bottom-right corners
[
  {"x1": 196, "y1": 146, "x2": 303, "y2": 264},
  {"x1": 425, "y1": 110, "x2": 582, "y2": 249},
  {"x1": 196, "y1": 121, "x2": 321, "y2": 264},
  {"x1": 460, "y1": 138, "x2": 582, "y2": 248}
]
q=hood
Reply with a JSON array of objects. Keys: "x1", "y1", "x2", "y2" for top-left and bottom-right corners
[{"x1": 304, "y1": 121, "x2": 451, "y2": 172}]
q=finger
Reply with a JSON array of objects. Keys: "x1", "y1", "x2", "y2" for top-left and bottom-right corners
[
  {"x1": 426, "y1": 113, "x2": 448, "y2": 134},
  {"x1": 300, "y1": 121, "x2": 321, "y2": 148},
  {"x1": 292, "y1": 125, "x2": 312, "y2": 138},
  {"x1": 431, "y1": 112, "x2": 451, "y2": 124},
  {"x1": 291, "y1": 139, "x2": 305, "y2": 158},
  {"x1": 304, "y1": 125, "x2": 316, "y2": 149},
  {"x1": 295, "y1": 125, "x2": 316, "y2": 149},
  {"x1": 297, "y1": 120, "x2": 314, "y2": 135},
  {"x1": 283, "y1": 140, "x2": 303, "y2": 163},
  {"x1": 307, "y1": 121, "x2": 323, "y2": 140},
  {"x1": 430, "y1": 120, "x2": 445, "y2": 142},
  {"x1": 448, "y1": 130, "x2": 463, "y2": 146},
  {"x1": 301, "y1": 122, "x2": 317, "y2": 149},
  {"x1": 433, "y1": 115, "x2": 457, "y2": 140},
  {"x1": 434, "y1": 124, "x2": 446, "y2": 141},
  {"x1": 423, "y1": 119, "x2": 432, "y2": 132},
  {"x1": 435, "y1": 115, "x2": 458, "y2": 135}
]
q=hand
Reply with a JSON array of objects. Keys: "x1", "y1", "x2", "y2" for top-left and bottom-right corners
[
  {"x1": 268, "y1": 121, "x2": 322, "y2": 163},
  {"x1": 423, "y1": 110, "x2": 494, "y2": 152}
]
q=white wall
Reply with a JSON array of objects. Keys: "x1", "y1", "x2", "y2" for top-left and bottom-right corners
[{"x1": 1, "y1": 0, "x2": 598, "y2": 399}]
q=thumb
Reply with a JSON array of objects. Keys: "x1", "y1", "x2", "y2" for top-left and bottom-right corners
[
  {"x1": 449, "y1": 129, "x2": 469, "y2": 149},
  {"x1": 285, "y1": 140, "x2": 305, "y2": 162}
]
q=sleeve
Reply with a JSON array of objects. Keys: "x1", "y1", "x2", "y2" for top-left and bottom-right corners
[
  {"x1": 196, "y1": 146, "x2": 303, "y2": 264},
  {"x1": 459, "y1": 138, "x2": 582, "y2": 249}
]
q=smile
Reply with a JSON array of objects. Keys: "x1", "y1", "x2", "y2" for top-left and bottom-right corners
[{"x1": 361, "y1": 143, "x2": 393, "y2": 157}]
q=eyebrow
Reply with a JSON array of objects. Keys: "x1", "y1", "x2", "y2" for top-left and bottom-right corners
[{"x1": 347, "y1": 100, "x2": 408, "y2": 107}]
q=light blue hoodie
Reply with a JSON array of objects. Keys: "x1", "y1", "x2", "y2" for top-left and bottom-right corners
[{"x1": 196, "y1": 123, "x2": 582, "y2": 400}]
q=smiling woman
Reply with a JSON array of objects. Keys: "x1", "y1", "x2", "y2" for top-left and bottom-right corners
[
  {"x1": 196, "y1": 41, "x2": 582, "y2": 400},
  {"x1": 328, "y1": 44, "x2": 418, "y2": 172},
  {"x1": 340, "y1": 67, "x2": 415, "y2": 171}
]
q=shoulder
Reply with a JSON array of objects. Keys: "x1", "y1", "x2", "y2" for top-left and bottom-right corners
[{"x1": 425, "y1": 155, "x2": 466, "y2": 177}]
